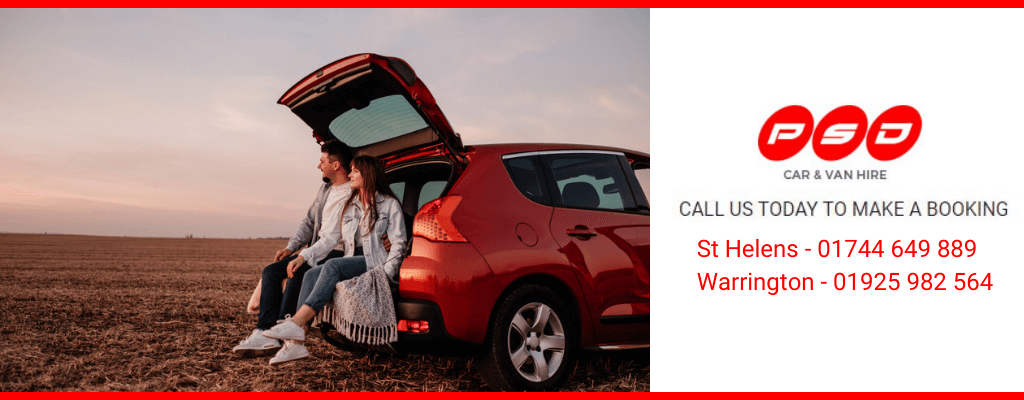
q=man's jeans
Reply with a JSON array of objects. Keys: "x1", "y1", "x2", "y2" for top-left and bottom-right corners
[
  {"x1": 299, "y1": 255, "x2": 368, "y2": 315},
  {"x1": 256, "y1": 249, "x2": 344, "y2": 330}
]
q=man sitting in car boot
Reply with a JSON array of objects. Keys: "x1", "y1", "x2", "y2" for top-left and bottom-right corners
[{"x1": 232, "y1": 139, "x2": 355, "y2": 355}]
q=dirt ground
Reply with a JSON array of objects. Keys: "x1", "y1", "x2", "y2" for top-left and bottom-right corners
[{"x1": 0, "y1": 233, "x2": 649, "y2": 392}]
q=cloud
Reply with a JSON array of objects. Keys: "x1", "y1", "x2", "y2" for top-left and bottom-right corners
[
  {"x1": 351, "y1": 9, "x2": 452, "y2": 50},
  {"x1": 591, "y1": 86, "x2": 649, "y2": 118},
  {"x1": 0, "y1": 187, "x2": 60, "y2": 198},
  {"x1": 208, "y1": 76, "x2": 291, "y2": 135}
]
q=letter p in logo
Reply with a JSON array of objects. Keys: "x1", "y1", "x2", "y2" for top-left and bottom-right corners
[
  {"x1": 768, "y1": 123, "x2": 806, "y2": 144},
  {"x1": 759, "y1": 105, "x2": 814, "y2": 161}
]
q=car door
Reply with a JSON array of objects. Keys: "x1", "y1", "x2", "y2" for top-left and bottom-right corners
[{"x1": 542, "y1": 151, "x2": 650, "y2": 347}]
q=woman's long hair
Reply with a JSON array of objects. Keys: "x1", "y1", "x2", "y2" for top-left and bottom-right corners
[{"x1": 342, "y1": 155, "x2": 398, "y2": 232}]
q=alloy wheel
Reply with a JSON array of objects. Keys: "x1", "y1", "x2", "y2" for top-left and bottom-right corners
[{"x1": 506, "y1": 302, "x2": 566, "y2": 383}]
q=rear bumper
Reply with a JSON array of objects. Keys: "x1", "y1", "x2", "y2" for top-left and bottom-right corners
[
  {"x1": 394, "y1": 298, "x2": 477, "y2": 354},
  {"x1": 397, "y1": 243, "x2": 500, "y2": 345},
  {"x1": 395, "y1": 299, "x2": 446, "y2": 342}
]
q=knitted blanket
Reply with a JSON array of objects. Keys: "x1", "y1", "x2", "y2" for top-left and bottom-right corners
[{"x1": 313, "y1": 266, "x2": 398, "y2": 345}]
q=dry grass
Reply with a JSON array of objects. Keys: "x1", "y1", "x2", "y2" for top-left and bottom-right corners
[{"x1": 0, "y1": 233, "x2": 649, "y2": 391}]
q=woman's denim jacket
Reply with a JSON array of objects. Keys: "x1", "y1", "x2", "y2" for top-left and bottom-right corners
[{"x1": 338, "y1": 192, "x2": 407, "y2": 283}]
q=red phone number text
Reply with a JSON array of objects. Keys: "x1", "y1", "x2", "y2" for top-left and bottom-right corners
[
  {"x1": 832, "y1": 272, "x2": 992, "y2": 291},
  {"x1": 696, "y1": 239, "x2": 976, "y2": 258}
]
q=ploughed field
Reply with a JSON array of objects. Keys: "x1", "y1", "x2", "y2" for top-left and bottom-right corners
[{"x1": 0, "y1": 233, "x2": 649, "y2": 391}]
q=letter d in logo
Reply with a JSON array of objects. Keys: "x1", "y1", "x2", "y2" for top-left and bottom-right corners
[{"x1": 866, "y1": 105, "x2": 922, "y2": 161}]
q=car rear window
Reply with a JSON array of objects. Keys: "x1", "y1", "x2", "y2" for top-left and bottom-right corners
[{"x1": 327, "y1": 94, "x2": 428, "y2": 147}]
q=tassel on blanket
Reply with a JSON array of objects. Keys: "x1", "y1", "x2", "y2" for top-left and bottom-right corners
[
  {"x1": 332, "y1": 320, "x2": 398, "y2": 346},
  {"x1": 317, "y1": 266, "x2": 398, "y2": 345}
]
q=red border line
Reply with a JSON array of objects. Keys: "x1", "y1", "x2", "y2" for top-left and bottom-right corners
[
  {"x1": 5, "y1": 2, "x2": 1024, "y2": 7},
  {"x1": 4, "y1": 393, "x2": 1024, "y2": 397}
]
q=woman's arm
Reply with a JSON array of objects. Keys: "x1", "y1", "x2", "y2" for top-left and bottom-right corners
[{"x1": 381, "y1": 198, "x2": 408, "y2": 280}]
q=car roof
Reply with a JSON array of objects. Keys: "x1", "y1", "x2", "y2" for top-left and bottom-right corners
[{"x1": 467, "y1": 143, "x2": 649, "y2": 160}]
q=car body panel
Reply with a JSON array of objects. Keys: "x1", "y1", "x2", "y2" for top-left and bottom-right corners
[
  {"x1": 550, "y1": 208, "x2": 650, "y2": 345},
  {"x1": 397, "y1": 242, "x2": 498, "y2": 344}
]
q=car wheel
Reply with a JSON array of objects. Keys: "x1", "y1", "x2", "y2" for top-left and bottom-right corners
[{"x1": 477, "y1": 284, "x2": 577, "y2": 391}]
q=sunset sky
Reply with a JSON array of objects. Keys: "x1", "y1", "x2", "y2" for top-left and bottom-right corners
[{"x1": 0, "y1": 9, "x2": 650, "y2": 238}]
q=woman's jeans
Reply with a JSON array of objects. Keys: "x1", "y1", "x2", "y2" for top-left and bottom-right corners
[
  {"x1": 299, "y1": 255, "x2": 368, "y2": 315},
  {"x1": 257, "y1": 249, "x2": 344, "y2": 330}
]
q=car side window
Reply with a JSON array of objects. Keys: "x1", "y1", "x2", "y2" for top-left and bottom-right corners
[
  {"x1": 541, "y1": 153, "x2": 637, "y2": 212},
  {"x1": 502, "y1": 155, "x2": 550, "y2": 205},
  {"x1": 625, "y1": 159, "x2": 650, "y2": 214}
]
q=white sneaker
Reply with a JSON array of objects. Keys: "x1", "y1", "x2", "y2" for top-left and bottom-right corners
[
  {"x1": 232, "y1": 329, "x2": 282, "y2": 355},
  {"x1": 262, "y1": 319, "x2": 305, "y2": 341},
  {"x1": 269, "y1": 340, "x2": 309, "y2": 365}
]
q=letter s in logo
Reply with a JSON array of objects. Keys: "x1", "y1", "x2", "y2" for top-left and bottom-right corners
[
  {"x1": 758, "y1": 105, "x2": 813, "y2": 161},
  {"x1": 812, "y1": 105, "x2": 868, "y2": 161}
]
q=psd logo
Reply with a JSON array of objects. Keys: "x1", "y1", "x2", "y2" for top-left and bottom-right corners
[{"x1": 759, "y1": 105, "x2": 921, "y2": 161}]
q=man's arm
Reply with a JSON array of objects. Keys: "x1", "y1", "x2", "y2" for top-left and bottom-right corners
[
  {"x1": 288, "y1": 205, "x2": 342, "y2": 277},
  {"x1": 280, "y1": 186, "x2": 323, "y2": 260},
  {"x1": 294, "y1": 189, "x2": 349, "y2": 270}
]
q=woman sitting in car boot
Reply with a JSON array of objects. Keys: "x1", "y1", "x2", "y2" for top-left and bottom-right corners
[{"x1": 261, "y1": 155, "x2": 407, "y2": 365}]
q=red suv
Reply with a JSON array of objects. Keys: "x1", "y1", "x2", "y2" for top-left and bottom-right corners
[{"x1": 278, "y1": 54, "x2": 650, "y2": 391}]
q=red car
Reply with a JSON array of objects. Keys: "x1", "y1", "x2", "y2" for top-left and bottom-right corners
[{"x1": 278, "y1": 54, "x2": 650, "y2": 391}]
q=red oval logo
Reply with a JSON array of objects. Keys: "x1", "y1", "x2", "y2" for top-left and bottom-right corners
[
  {"x1": 866, "y1": 105, "x2": 922, "y2": 161},
  {"x1": 759, "y1": 105, "x2": 813, "y2": 161},
  {"x1": 812, "y1": 105, "x2": 868, "y2": 161}
]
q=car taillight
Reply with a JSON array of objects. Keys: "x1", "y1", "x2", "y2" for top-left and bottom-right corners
[
  {"x1": 413, "y1": 196, "x2": 467, "y2": 242},
  {"x1": 397, "y1": 319, "x2": 430, "y2": 334}
]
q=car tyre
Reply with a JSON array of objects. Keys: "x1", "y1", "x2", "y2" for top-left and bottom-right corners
[{"x1": 477, "y1": 284, "x2": 577, "y2": 391}]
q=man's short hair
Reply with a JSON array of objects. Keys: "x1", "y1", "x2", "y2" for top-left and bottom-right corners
[{"x1": 321, "y1": 139, "x2": 354, "y2": 173}]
